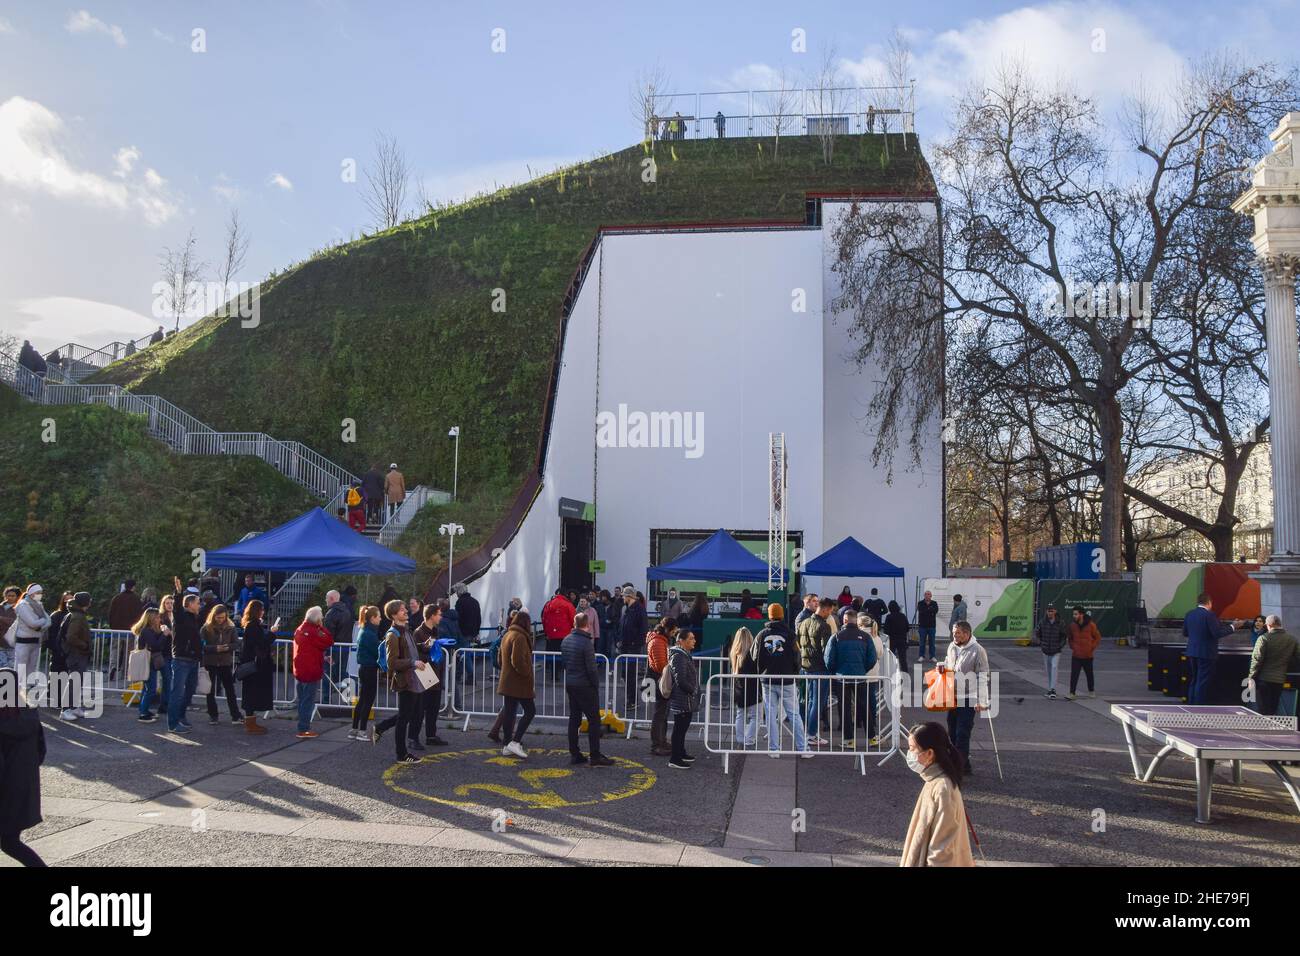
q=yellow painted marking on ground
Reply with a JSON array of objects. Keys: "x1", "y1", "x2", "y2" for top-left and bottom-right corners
[{"x1": 382, "y1": 747, "x2": 657, "y2": 809}]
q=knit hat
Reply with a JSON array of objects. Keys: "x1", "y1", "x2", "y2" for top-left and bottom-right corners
[
  {"x1": 73, "y1": 591, "x2": 91, "y2": 608},
  {"x1": 622, "y1": 586, "x2": 636, "y2": 598},
  {"x1": 767, "y1": 602, "x2": 784, "y2": 620}
]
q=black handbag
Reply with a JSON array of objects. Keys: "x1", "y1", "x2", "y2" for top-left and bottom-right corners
[{"x1": 234, "y1": 659, "x2": 259, "y2": 681}]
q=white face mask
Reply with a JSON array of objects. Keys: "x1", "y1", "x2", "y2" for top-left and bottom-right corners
[{"x1": 905, "y1": 750, "x2": 926, "y2": 774}]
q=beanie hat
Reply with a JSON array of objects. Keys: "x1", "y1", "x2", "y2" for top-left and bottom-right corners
[{"x1": 767, "y1": 602, "x2": 784, "y2": 620}]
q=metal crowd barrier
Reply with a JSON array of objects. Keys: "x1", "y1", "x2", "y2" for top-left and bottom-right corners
[
  {"x1": 448, "y1": 647, "x2": 611, "y2": 730},
  {"x1": 703, "y1": 673, "x2": 901, "y2": 774},
  {"x1": 610, "y1": 654, "x2": 730, "y2": 738}
]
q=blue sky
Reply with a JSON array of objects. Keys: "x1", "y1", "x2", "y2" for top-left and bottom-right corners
[{"x1": 1, "y1": 0, "x2": 1296, "y2": 351}]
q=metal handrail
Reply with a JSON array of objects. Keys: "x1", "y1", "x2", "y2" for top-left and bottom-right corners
[{"x1": 644, "y1": 84, "x2": 916, "y2": 141}]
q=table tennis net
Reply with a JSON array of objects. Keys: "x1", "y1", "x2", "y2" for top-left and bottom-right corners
[{"x1": 1147, "y1": 711, "x2": 1298, "y2": 732}]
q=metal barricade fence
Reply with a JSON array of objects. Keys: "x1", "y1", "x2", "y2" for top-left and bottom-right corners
[
  {"x1": 611, "y1": 654, "x2": 730, "y2": 738},
  {"x1": 703, "y1": 673, "x2": 901, "y2": 775},
  {"x1": 449, "y1": 647, "x2": 610, "y2": 730}
]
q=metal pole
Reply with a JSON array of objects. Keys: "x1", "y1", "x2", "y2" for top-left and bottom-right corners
[
  {"x1": 448, "y1": 534, "x2": 455, "y2": 599},
  {"x1": 453, "y1": 430, "x2": 459, "y2": 500}
]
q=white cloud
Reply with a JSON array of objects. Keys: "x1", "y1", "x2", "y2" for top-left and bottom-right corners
[
  {"x1": 0, "y1": 18, "x2": 15, "y2": 35},
  {"x1": 113, "y1": 145, "x2": 140, "y2": 177},
  {"x1": 268, "y1": 172, "x2": 293, "y2": 191},
  {"x1": 66, "y1": 10, "x2": 127, "y2": 47},
  {"x1": 151, "y1": 27, "x2": 174, "y2": 43},
  {"x1": 0, "y1": 96, "x2": 178, "y2": 225},
  {"x1": 211, "y1": 173, "x2": 241, "y2": 202},
  {"x1": 10, "y1": 296, "x2": 157, "y2": 353}
]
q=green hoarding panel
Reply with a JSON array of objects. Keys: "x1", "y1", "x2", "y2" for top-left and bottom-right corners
[
  {"x1": 973, "y1": 579, "x2": 1034, "y2": 640},
  {"x1": 1037, "y1": 580, "x2": 1140, "y2": 638}
]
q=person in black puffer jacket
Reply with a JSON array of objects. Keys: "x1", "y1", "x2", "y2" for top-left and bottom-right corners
[
  {"x1": 1034, "y1": 604, "x2": 1067, "y2": 699},
  {"x1": 756, "y1": 603, "x2": 806, "y2": 755}
]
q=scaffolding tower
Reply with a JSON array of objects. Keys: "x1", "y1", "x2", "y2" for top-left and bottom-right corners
[{"x1": 769, "y1": 432, "x2": 787, "y2": 591}]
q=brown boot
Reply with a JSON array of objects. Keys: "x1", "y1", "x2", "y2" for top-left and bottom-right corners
[{"x1": 244, "y1": 715, "x2": 267, "y2": 735}]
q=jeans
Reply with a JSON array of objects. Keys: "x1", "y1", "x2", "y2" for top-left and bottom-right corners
[
  {"x1": 296, "y1": 679, "x2": 319, "y2": 732},
  {"x1": 1186, "y1": 656, "x2": 1215, "y2": 704},
  {"x1": 353, "y1": 665, "x2": 378, "y2": 730},
  {"x1": 1044, "y1": 652, "x2": 1061, "y2": 691},
  {"x1": 917, "y1": 627, "x2": 937, "y2": 659},
  {"x1": 499, "y1": 695, "x2": 536, "y2": 743},
  {"x1": 167, "y1": 659, "x2": 199, "y2": 729},
  {"x1": 734, "y1": 704, "x2": 758, "y2": 746},
  {"x1": 1069, "y1": 657, "x2": 1095, "y2": 695},
  {"x1": 566, "y1": 687, "x2": 603, "y2": 758},
  {"x1": 206, "y1": 664, "x2": 243, "y2": 721},
  {"x1": 947, "y1": 705, "x2": 976, "y2": 761},
  {"x1": 763, "y1": 682, "x2": 806, "y2": 752},
  {"x1": 140, "y1": 662, "x2": 171, "y2": 717},
  {"x1": 801, "y1": 672, "x2": 828, "y2": 738},
  {"x1": 670, "y1": 711, "x2": 693, "y2": 762}
]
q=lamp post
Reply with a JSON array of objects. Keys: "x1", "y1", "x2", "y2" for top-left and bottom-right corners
[
  {"x1": 440, "y1": 522, "x2": 464, "y2": 598},
  {"x1": 448, "y1": 425, "x2": 460, "y2": 500},
  {"x1": 1233, "y1": 112, "x2": 1300, "y2": 621}
]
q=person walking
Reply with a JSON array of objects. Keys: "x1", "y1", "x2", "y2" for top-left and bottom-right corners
[
  {"x1": 950, "y1": 594, "x2": 968, "y2": 633},
  {"x1": 291, "y1": 606, "x2": 334, "y2": 738},
  {"x1": 12, "y1": 585, "x2": 50, "y2": 689},
  {"x1": 666, "y1": 627, "x2": 700, "y2": 769},
  {"x1": 202, "y1": 605, "x2": 244, "y2": 726},
  {"x1": 238, "y1": 600, "x2": 272, "y2": 734},
  {"x1": 940, "y1": 621, "x2": 989, "y2": 773},
  {"x1": 362, "y1": 465, "x2": 385, "y2": 525},
  {"x1": 350, "y1": 605, "x2": 382, "y2": 740},
  {"x1": 1035, "y1": 604, "x2": 1067, "y2": 699},
  {"x1": 796, "y1": 596, "x2": 834, "y2": 747},
  {"x1": 0, "y1": 697, "x2": 47, "y2": 867},
  {"x1": 757, "y1": 603, "x2": 809, "y2": 758},
  {"x1": 645, "y1": 618, "x2": 675, "y2": 756},
  {"x1": 562, "y1": 612, "x2": 612, "y2": 766},
  {"x1": 495, "y1": 609, "x2": 536, "y2": 759},
  {"x1": 916, "y1": 590, "x2": 939, "y2": 662},
  {"x1": 132, "y1": 607, "x2": 170, "y2": 723},
  {"x1": 1248, "y1": 615, "x2": 1300, "y2": 716},
  {"x1": 384, "y1": 463, "x2": 406, "y2": 520},
  {"x1": 883, "y1": 600, "x2": 911, "y2": 676},
  {"x1": 1066, "y1": 605, "x2": 1102, "y2": 700},
  {"x1": 900, "y1": 722, "x2": 975, "y2": 867},
  {"x1": 825, "y1": 611, "x2": 879, "y2": 745},
  {"x1": 371, "y1": 600, "x2": 426, "y2": 763},
  {"x1": 59, "y1": 592, "x2": 95, "y2": 721},
  {"x1": 728, "y1": 626, "x2": 761, "y2": 747},
  {"x1": 167, "y1": 580, "x2": 203, "y2": 733}
]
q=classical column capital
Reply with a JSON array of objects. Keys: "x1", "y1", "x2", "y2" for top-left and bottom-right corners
[{"x1": 1260, "y1": 254, "x2": 1300, "y2": 285}]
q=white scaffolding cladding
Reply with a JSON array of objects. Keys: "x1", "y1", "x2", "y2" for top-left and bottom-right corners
[{"x1": 769, "y1": 432, "x2": 787, "y2": 592}]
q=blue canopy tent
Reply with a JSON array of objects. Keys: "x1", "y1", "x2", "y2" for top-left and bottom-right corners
[
  {"x1": 205, "y1": 507, "x2": 417, "y2": 574},
  {"x1": 646, "y1": 528, "x2": 778, "y2": 583},
  {"x1": 803, "y1": 535, "x2": 904, "y2": 601}
]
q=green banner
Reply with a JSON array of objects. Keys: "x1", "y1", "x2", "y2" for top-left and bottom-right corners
[
  {"x1": 1036, "y1": 580, "x2": 1139, "y2": 638},
  {"x1": 972, "y1": 579, "x2": 1035, "y2": 640}
]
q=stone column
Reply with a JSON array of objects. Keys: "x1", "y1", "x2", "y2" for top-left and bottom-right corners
[{"x1": 1261, "y1": 255, "x2": 1300, "y2": 560}]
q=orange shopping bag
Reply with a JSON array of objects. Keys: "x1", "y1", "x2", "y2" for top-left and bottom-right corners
[{"x1": 923, "y1": 667, "x2": 956, "y2": 712}]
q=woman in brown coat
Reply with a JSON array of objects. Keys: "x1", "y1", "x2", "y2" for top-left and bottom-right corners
[
  {"x1": 495, "y1": 611, "x2": 535, "y2": 760},
  {"x1": 900, "y1": 721, "x2": 975, "y2": 867}
]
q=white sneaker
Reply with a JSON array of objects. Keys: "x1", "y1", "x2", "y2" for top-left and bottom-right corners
[
  {"x1": 769, "y1": 752, "x2": 781, "y2": 759},
  {"x1": 807, "y1": 735, "x2": 828, "y2": 746},
  {"x1": 504, "y1": 741, "x2": 528, "y2": 759},
  {"x1": 1088, "y1": 691, "x2": 1096, "y2": 698},
  {"x1": 60, "y1": 708, "x2": 79, "y2": 720},
  {"x1": 800, "y1": 752, "x2": 815, "y2": 759}
]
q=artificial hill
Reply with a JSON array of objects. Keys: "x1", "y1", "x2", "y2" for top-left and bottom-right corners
[{"x1": 91, "y1": 133, "x2": 935, "y2": 586}]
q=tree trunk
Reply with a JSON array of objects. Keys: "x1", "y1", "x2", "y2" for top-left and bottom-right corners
[
  {"x1": 1122, "y1": 498, "x2": 1138, "y2": 571},
  {"x1": 1097, "y1": 396, "x2": 1125, "y2": 579}
]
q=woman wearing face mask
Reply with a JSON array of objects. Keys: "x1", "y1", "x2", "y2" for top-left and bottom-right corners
[{"x1": 900, "y1": 721, "x2": 974, "y2": 867}]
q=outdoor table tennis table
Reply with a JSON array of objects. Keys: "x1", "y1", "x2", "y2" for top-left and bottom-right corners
[{"x1": 1111, "y1": 703, "x2": 1300, "y2": 824}]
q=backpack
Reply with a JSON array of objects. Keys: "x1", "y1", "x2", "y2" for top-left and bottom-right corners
[
  {"x1": 49, "y1": 614, "x2": 71, "y2": 668},
  {"x1": 659, "y1": 652, "x2": 675, "y2": 697},
  {"x1": 490, "y1": 633, "x2": 505, "y2": 671},
  {"x1": 378, "y1": 628, "x2": 396, "y2": 672},
  {"x1": 346, "y1": 486, "x2": 362, "y2": 507}
]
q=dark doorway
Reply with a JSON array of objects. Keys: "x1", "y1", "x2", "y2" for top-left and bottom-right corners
[{"x1": 560, "y1": 518, "x2": 595, "y2": 593}]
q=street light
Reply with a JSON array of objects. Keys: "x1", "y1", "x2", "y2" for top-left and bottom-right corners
[
  {"x1": 448, "y1": 425, "x2": 460, "y2": 500},
  {"x1": 439, "y1": 522, "x2": 464, "y2": 598}
]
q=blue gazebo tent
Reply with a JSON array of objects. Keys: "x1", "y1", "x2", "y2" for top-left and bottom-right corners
[
  {"x1": 803, "y1": 536, "x2": 903, "y2": 578},
  {"x1": 205, "y1": 507, "x2": 417, "y2": 575},
  {"x1": 646, "y1": 528, "x2": 778, "y2": 583}
]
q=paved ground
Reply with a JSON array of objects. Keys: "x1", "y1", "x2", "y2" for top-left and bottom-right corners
[{"x1": 11, "y1": 641, "x2": 1300, "y2": 867}]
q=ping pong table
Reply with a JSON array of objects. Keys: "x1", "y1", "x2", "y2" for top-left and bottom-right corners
[{"x1": 1111, "y1": 703, "x2": 1300, "y2": 824}]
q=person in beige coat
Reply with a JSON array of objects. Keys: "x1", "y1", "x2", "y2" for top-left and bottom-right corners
[
  {"x1": 384, "y1": 463, "x2": 406, "y2": 519},
  {"x1": 900, "y1": 721, "x2": 975, "y2": 867}
]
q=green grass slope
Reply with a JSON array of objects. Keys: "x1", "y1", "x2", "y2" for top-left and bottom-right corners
[
  {"x1": 90, "y1": 135, "x2": 933, "y2": 580},
  {"x1": 0, "y1": 387, "x2": 315, "y2": 618}
]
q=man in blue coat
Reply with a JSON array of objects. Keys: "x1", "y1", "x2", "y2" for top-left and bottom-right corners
[{"x1": 1182, "y1": 593, "x2": 1244, "y2": 705}]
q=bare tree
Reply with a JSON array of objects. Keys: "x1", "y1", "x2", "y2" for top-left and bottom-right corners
[
  {"x1": 762, "y1": 67, "x2": 799, "y2": 162},
  {"x1": 158, "y1": 229, "x2": 206, "y2": 333},
  {"x1": 832, "y1": 55, "x2": 1296, "y2": 574},
  {"x1": 630, "y1": 64, "x2": 672, "y2": 148},
  {"x1": 362, "y1": 131, "x2": 410, "y2": 231},
  {"x1": 807, "y1": 45, "x2": 846, "y2": 164},
  {"x1": 216, "y1": 208, "x2": 250, "y2": 317}
]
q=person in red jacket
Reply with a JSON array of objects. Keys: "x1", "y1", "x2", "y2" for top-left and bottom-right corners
[
  {"x1": 542, "y1": 589, "x2": 576, "y2": 654},
  {"x1": 292, "y1": 606, "x2": 335, "y2": 737}
]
